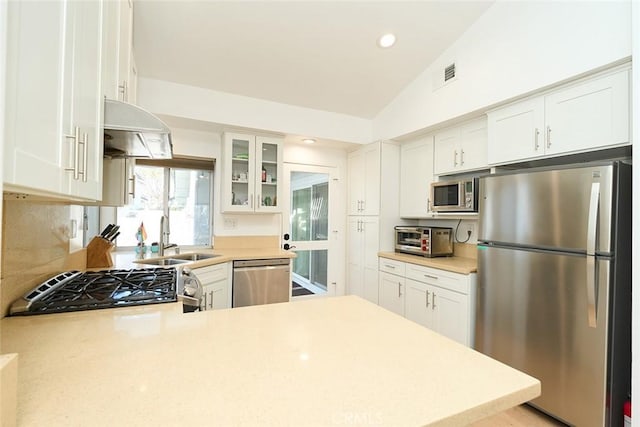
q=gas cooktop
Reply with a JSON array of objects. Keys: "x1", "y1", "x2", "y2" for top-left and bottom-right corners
[{"x1": 10, "y1": 268, "x2": 178, "y2": 316}]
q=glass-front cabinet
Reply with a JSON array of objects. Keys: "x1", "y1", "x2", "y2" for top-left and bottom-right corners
[{"x1": 222, "y1": 133, "x2": 282, "y2": 213}]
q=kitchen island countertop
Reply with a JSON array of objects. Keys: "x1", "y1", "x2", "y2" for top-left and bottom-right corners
[{"x1": 1, "y1": 296, "x2": 538, "y2": 426}]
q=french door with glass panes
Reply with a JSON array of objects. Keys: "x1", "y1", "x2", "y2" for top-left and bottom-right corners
[{"x1": 282, "y1": 164, "x2": 339, "y2": 298}]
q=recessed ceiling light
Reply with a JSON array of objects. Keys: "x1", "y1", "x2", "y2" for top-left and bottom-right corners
[
  {"x1": 302, "y1": 138, "x2": 316, "y2": 144},
  {"x1": 378, "y1": 33, "x2": 396, "y2": 48}
]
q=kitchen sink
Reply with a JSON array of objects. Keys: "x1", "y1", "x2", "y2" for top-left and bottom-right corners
[
  {"x1": 135, "y1": 253, "x2": 221, "y2": 267},
  {"x1": 170, "y1": 253, "x2": 221, "y2": 261},
  {"x1": 136, "y1": 258, "x2": 191, "y2": 266}
]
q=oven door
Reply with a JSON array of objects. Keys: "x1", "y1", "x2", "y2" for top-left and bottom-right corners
[{"x1": 395, "y1": 227, "x2": 425, "y2": 255}]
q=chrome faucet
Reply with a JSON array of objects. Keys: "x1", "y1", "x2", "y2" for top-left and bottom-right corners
[{"x1": 159, "y1": 215, "x2": 178, "y2": 256}]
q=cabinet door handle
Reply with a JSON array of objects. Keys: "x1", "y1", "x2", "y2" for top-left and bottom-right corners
[
  {"x1": 81, "y1": 132, "x2": 88, "y2": 182},
  {"x1": 398, "y1": 282, "x2": 402, "y2": 297},
  {"x1": 546, "y1": 126, "x2": 552, "y2": 148},
  {"x1": 119, "y1": 80, "x2": 128, "y2": 102},
  {"x1": 128, "y1": 176, "x2": 136, "y2": 198},
  {"x1": 460, "y1": 149, "x2": 465, "y2": 166},
  {"x1": 424, "y1": 274, "x2": 438, "y2": 280},
  {"x1": 64, "y1": 126, "x2": 80, "y2": 180},
  {"x1": 453, "y1": 150, "x2": 458, "y2": 167},
  {"x1": 432, "y1": 293, "x2": 437, "y2": 310},
  {"x1": 209, "y1": 291, "x2": 214, "y2": 310},
  {"x1": 534, "y1": 128, "x2": 540, "y2": 150},
  {"x1": 202, "y1": 292, "x2": 207, "y2": 311},
  {"x1": 426, "y1": 290, "x2": 430, "y2": 308}
]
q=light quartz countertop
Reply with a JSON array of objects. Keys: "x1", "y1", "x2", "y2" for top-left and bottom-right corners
[
  {"x1": 1, "y1": 296, "x2": 539, "y2": 426},
  {"x1": 378, "y1": 251, "x2": 478, "y2": 274}
]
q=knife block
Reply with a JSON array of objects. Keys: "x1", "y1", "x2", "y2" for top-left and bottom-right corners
[{"x1": 86, "y1": 236, "x2": 114, "y2": 268}]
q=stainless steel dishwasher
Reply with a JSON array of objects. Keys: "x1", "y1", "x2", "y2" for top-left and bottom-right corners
[{"x1": 232, "y1": 258, "x2": 291, "y2": 307}]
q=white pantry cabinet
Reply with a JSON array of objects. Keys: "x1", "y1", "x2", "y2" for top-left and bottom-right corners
[
  {"x1": 221, "y1": 133, "x2": 283, "y2": 214},
  {"x1": 488, "y1": 67, "x2": 630, "y2": 165},
  {"x1": 4, "y1": 0, "x2": 104, "y2": 201},
  {"x1": 433, "y1": 117, "x2": 488, "y2": 176},
  {"x1": 348, "y1": 143, "x2": 381, "y2": 215},
  {"x1": 379, "y1": 257, "x2": 477, "y2": 347},
  {"x1": 399, "y1": 135, "x2": 434, "y2": 218},
  {"x1": 347, "y1": 216, "x2": 380, "y2": 304},
  {"x1": 346, "y1": 141, "x2": 404, "y2": 303},
  {"x1": 191, "y1": 263, "x2": 231, "y2": 311}
]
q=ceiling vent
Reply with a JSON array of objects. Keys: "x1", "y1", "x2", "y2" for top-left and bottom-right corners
[{"x1": 444, "y1": 63, "x2": 456, "y2": 82}]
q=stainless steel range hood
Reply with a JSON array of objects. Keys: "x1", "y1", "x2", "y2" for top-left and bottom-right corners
[{"x1": 103, "y1": 99, "x2": 173, "y2": 159}]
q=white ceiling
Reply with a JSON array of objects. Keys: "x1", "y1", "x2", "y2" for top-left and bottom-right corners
[{"x1": 133, "y1": 1, "x2": 494, "y2": 120}]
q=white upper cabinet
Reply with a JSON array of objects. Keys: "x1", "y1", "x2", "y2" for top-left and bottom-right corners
[
  {"x1": 101, "y1": 0, "x2": 133, "y2": 102},
  {"x1": 221, "y1": 133, "x2": 283, "y2": 213},
  {"x1": 433, "y1": 117, "x2": 488, "y2": 176},
  {"x1": 544, "y1": 69, "x2": 629, "y2": 156},
  {"x1": 4, "y1": 0, "x2": 104, "y2": 201},
  {"x1": 488, "y1": 67, "x2": 630, "y2": 165},
  {"x1": 486, "y1": 97, "x2": 545, "y2": 164},
  {"x1": 400, "y1": 135, "x2": 434, "y2": 218},
  {"x1": 348, "y1": 143, "x2": 380, "y2": 215}
]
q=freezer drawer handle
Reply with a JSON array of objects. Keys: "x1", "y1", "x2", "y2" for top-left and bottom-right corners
[{"x1": 585, "y1": 182, "x2": 600, "y2": 328}]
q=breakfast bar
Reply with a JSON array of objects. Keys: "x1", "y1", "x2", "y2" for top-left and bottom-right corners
[{"x1": 1, "y1": 296, "x2": 539, "y2": 426}]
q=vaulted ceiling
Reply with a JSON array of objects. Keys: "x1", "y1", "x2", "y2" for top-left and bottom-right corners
[{"x1": 133, "y1": 1, "x2": 494, "y2": 120}]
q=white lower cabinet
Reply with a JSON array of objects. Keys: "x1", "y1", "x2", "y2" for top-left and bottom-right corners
[
  {"x1": 379, "y1": 257, "x2": 476, "y2": 347},
  {"x1": 191, "y1": 263, "x2": 231, "y2": 310},
  {"x1": 379, "y1": 272, "x2": 405, "y2": 316}
]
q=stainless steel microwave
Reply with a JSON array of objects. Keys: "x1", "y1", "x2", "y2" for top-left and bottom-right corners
[{"x1": 430, "y1": 178, "x2": 479, "y2": 212}]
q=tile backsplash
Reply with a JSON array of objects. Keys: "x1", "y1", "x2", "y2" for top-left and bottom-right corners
[{"x1": 0, "y1": 199, "x2": 82, "y2": 317}]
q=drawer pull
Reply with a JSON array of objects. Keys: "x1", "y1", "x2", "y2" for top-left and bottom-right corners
[
  {"x1": 385, "y1": 264, "x2": 396, "y2": 269},
  {"x1": 426, "y1": 290, "x2": 430, "y2": 308},
  {"x1": 424, "y1": 274, "x2": 439, "y2": 280}
]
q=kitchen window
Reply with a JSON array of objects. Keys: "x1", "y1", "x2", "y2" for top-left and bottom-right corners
[{"x1": 116, "y1": 158, "x2": 214, "y2": 249}]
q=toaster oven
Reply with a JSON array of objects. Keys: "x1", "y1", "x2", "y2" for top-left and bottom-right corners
[{"x1": 394, "y1": 226, "x2": 453, "y2": 258}]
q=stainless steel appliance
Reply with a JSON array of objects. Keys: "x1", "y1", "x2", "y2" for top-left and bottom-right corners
[
  {"x1": 10, "y1": 268, "x2": 179, "y2": 315},
  {"x1": 394, "y1": 226, "x2": 453, "y2": 257},
  {"x1": 430, "y1": 177, "x2": 478, "y2": 212},
  {"x1": 103, "y1": 99, "x2": 173, "y2": 159},
  {"x1": 475, "y1": 161, "x2": 631, "y2": 427},
  {"x1": 233, "y1": 259, "x2": 290, "y2": 307}
]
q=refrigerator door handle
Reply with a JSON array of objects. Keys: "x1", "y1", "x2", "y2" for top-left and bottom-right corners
[{"x1": 585, "y1": 182, "x2": 600, "y2": 328}]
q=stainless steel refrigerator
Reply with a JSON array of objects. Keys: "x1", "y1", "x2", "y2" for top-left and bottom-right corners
[{"x1": 475, "y1": 161, "x2": 631, "y2": 427}]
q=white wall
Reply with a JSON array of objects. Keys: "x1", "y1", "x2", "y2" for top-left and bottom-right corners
[
  {"x1": 374, "y1": 1, "x2": 632, "y2": 141},
  {"x1": 138, "y1": 78, "x2": 372, "y2": 144}
]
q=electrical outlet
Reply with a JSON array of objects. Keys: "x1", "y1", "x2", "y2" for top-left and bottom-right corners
[
  {"x1": 223, "y1": 218, "x2": 237, "y2": 230},
  {"x1": 468, "y1": 222, "x2": 475, "y2": 234},
  {"x1": 464, "y1": 222, "x2": 475, "y2": 236}
]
